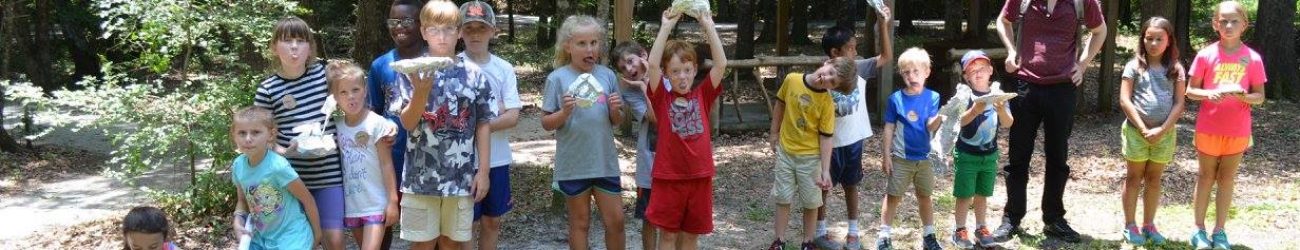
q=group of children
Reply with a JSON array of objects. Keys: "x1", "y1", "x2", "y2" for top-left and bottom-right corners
[{"x1": 114, "y1": 0, "x2": 1266, "y2": 249}]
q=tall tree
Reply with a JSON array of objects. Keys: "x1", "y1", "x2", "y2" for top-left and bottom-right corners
[
  {"x1": 352, "y1": 0, "x2": 394, "y2": 64},
  {"x1": 54, "y1": 0, "x2": 103, "y2": 83},
  {"x1": 788, "y1": 0, "x2": 812, "y2": 45},
  {"x1": 507, "y1": 0, "x2": 515, "y2": 42},
  {"x1": 1174, "y1": 0, "x2": 1191, "y2": 66},
  {"x1": 1252, "y1": 0, "x2": 1298, "y2": 101},
  {"x1": 756, "y1": 0, "x2": 776, "y2": 42},
  {"x1": 944, "y1": 0, "x2": 962, "y2": 40},
  {"x1": 1139, "y1": 0, "x2": 1174, "y2": 22},
  {"x1": 18, "y1": 0, "x2": 57, "y2": 91},
  {"x1": 736, "y1": 0, "x2": 755, "y2": 60}
]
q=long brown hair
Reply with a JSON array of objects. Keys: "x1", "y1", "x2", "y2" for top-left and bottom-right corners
[{"x1": 1135, "y1": 17, "x2": 1184, "y2": 81}]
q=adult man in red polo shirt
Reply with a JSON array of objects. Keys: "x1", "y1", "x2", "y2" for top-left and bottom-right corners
[{"x1": 992, "y1": 0, "x2": 1107, "y2": 244}]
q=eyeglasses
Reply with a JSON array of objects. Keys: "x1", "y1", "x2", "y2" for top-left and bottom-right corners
[
  {"x1": 423, "y1": 26, "x2": 458, "y2": 36},
  {"x1": 386, "y1": 18, "x2": 416, "y2": 29},
  {"x1": 965, "y1": 67, "x2": 993, "y2": 75}
]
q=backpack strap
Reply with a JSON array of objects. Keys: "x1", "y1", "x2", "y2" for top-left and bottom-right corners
[
  {"x1": 1014, "y1": 0, "x2": 1031, "y2": 65},
  {"x1": 1075, "y1": 0, "x2": 1086, "y2": 60}
]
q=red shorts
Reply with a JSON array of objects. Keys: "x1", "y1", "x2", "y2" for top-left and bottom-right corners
[{"x1": 645, "y1": 178, "x2": 714, "y2": 234}]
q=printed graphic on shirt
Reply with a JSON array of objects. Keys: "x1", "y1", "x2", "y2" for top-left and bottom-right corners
[
  {"x1": 669, "y1": 96, "x2": 705, "y2": 139},
  {"x1": 958, "y1": 114, "x2": 998, "y2": 148},
  {"x1": 796, "y1": 94, "x2": 813, "y2": 130},
  {"x1": 247, "y1": 180, "x2": 284, "y2": 232},
  {"x1": 567, "y1": 73, "x2": 607, "y2": 108},
  {"x1": 383, "y1": 76, "x2": 414, "y2": 117},
  {"x1": 1212, "y1": 58, "x2": 1248, "y2": 86},
  {"x1": 831, "y1": 90, "x2": 860, "y2": 117},
  {"x1": 906, "y1": 110, "x2": 919, "y2": 122}
]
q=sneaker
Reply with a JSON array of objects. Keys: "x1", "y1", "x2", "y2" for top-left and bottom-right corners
[
  {"x1": 992, "y1": 217, "x2": 1021, "y2": 242},
  {"x1": 1211, "y1": 230, "x2": 1231, "y2": 250},
  {"x1": 770, "y1": 239, "x2": 787, "y2": 250},
  {"x1": 1190, "y1": 230, "x2": 1211, "y2": 250},
  {"x1": 802, "y1": 241, "x2": 818, "y2": 250},
  {"x1": 844, "y1": 234, "x2": 864, "y2": 250},
  {"x1": 1142, "y1": 225, "x2": 1166, "y2": 245},
  {"x1": 875, "y1": 237, "x2": 892, "y2": 250},
  {"x1": 814, "y1": 235, "x2": 842, "y2": 250},
  {"x1": 951, "y1": 228, "x2": 975, "y2": 249},
  {"x1": 1043, "y1": 220, "x2": 1082, "y2": 243},
  {"x1": 975, "y1": 226, "x2": 998, "y2": 248},
  {"x1": 1122, "y1": 225, "x2": 1145, "y2": 245},
  {"x1": 923, "y1": 234, "x2": 944, "y2": 250}
]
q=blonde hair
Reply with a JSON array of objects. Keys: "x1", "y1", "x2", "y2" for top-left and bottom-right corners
[
  {"x1": 897, "y1": 47, "x2": 932, "y2": 71},
  {"x1": 552, "y1": 15, "x2": 606, "y2": 68},
  {"x1": 326, "y1": 59, "x2": 366, "y2": 93},
  {"x1": 1215, "y1": 1, "x2": 1251, "y2": 23},
  {"x1": 420, "y1": 0, "x2": 461, "y2": 27},
  {"x1": 230, "y1": 106, "x2": 276, "y2": 135},
  {"x1": 829, "y1": 57, "x2": 858, "y2": 93},
  {"x1": 269, "y1": 16, "x2": 317, "y2": 65}
]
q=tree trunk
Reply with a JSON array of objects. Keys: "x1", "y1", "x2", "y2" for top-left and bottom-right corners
[
  {"x1": 1174, "y1": 0, "x2": 1192, "y2": 67},
  {"x1": 507, "y1": 0, "x2": 515, "y2": 42},
  {"x1": 22, "y1": 0, "x2": 56, "y2": 92},
  {"x1": 896, "y1": 0, "x2": 916, "y2": 34},
  {"x1": 53, "y1": 0, "x2": 102, "y2": 84},
  {"x1": 0, "y1": 88, "x2": 21, "y2": 153},
  {"x1": 736, "y1": 0, "x2": 755, "y2": 60},
  {"x1": 1118, "y1": 0, "x2": 1132, "y2": 29},
  {"x1": 755, "y1": 0, "x2": 776, "y2": 42},
  {"x1": 597, "y1": 0, "x2": 610, "y2": 22},
  {"x1": 788, "y1": 0, "x2": 812, "y2": 45},
  {"x1": 944, "y1": 0, "x2": 963, "y2": 41},
  {"x1": 352, "y1": 0, "x2": 394, "y2": 64},
  {"x1": 1252, "y1": 0, "x2": 1298, "y2": 101},
  {"x1": 1138, "y1": 0, "x2": 1173, "y2": 22}
]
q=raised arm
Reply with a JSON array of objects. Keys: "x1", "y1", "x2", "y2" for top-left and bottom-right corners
[
  {"x1": 699, "y1": 14, "x2": 727, "y2": 87},
  {"x1": 647, "y1": 11, "x2": 681, "y2": 94},
  {"x1": 400, "y1": 73, "x2": 434, "y2": 131},
  {"x1": 875, "y1": 6, "x2": 894, "y2": 65}
]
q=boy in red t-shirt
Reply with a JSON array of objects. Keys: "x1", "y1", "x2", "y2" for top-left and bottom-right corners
[{"x1": 642, "y1": 8, "x2": 728, "y2": 249}]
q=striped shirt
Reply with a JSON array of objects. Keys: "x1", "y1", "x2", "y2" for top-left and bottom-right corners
[{"x1": 254, "y1": 61, "x2": 343, "y2": 189}]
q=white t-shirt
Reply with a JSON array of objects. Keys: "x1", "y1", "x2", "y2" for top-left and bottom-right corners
[
  {"x1": 335, "y1": 111, "x2": 397, "y2": 218},
  {"x1": 830, "y1": 76, "x2": 876, "y2": 147},
  {"x1": 461, "y1": 52, "x2": 522, "y2": 168}
]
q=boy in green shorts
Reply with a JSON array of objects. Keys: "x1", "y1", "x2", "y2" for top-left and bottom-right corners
[{"x1": 948, "y1": 50, "x2": 1013, "y2": 249}]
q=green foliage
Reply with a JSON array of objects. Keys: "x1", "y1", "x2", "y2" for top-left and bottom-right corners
[
  {"x1": 145, "y1": 167, "x2": 236, "y2": 230},
  {"x1": 95, "y1": 0, "x2": 306, "y2": 73}
]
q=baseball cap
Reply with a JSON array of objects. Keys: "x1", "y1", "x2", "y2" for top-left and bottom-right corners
[
  {"x1": 960, "y1": 50, "x2": 990, "y2": 72},
  {"x1": 460, "y1": 1, "x2": 496, "y2": 28}
]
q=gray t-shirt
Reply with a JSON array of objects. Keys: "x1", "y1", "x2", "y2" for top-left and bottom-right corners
[
  {"x1": 1122, "y1": 60, "x2": 1175, "y2": 127},
  {"x1": 857, "y1": 58, "x2": 880, "y2": 80},
  {"x1": 542, "y1": 65, "x2": 623, "y2": 181}
]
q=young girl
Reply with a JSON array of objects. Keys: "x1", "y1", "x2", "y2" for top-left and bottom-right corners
[
  {"x1": 644, "y1": 9, "x2": 728, "y2": 250},
  {"x1": 252, "y1": 16, "x2": 346, "y2": 250},
  {"x1": 229, "y1": 106, "x2": 323, "y2": 249},
  {"x1": 1185, "y1": 1, "x2": 1267, "y2": 249},
  {"x1": 540, "y1": 14, "x2": 627, "y2": 250},
  {"x1": 122, "y1": 206, "x2": 179, "y2": 250},
  {"x1": 1117, "y1": 17, "x2": 1185, "y2": 246},
  {"x1": 326, "y1": 59, "x2": 399, "y2": 250}
]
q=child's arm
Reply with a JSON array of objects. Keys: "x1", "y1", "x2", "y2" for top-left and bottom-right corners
[
  {"x1": 376, "y1": 134, "x2": 400, "y2": 227},
  {"x1": 959, "y1": 101, "x2": 988, "y2": 126},
  {"x1": 767, "y1": 100, "x2": 785, "y2": 154},
  {"x1": 1240, "y1": 82, "x2": 1266, "y2": 105},
  {"x1": 818, "y1": 135, "x2": 833, "y2": 189},
  {"x1": 927, "y1": 115, "x2": 945, "y2": 135},
  {"x1": 287, "y1": 179, "x2": 322, "y2": 246},
  {"x1": 541, "y1": 80, "x2": 576, "y2": 131},
  {"x1": 880, "y1": 122, "x2": 895, "y2": 174},
  {"x1": 875, "y1": 6, "x2": 894, "y2": 65},
  {"x1": 994, "y1": 101, "x2": 1014, "y2": 128},
  {"x1": 700, "y1": 14, "x2": 727, "y2": 88},
  {"x1": 1149, "y1": 70, "x2": 1186, "y2": 141},
  {"x1": 1118, "y1": 75, "x2": 1150, "y2": 131},
  {"x1": 647, "y1": 11, "x2": 681, "y2": 94},
  {"x1": 231, "y1": 185, "x2": 249, "y2": 236},
  {"x1": 608, "y1": 91, "x2": 625, "y2": 126},
  {"x1": 400, "y1": 73, "x2": 435, "y2": 131},
  {"x1": 472, "y1": 122, "x2": 492, "y2": 202}
]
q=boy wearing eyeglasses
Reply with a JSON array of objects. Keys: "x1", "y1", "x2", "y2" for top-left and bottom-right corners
[{"x1": 366, "y1": 1, "x2": 427, "y2": 249}]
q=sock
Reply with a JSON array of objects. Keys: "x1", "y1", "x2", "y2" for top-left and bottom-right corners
[
  {"x1": 816, "y1": 220, "x2": 827, "y2": 237},
  {"x1": 878, "y1": 225, "x2": 892, "y2": 238},
  {"x1": 924, "y1": 225, "x2": 936, "y2": 236},
  {"x1": 848, "y1": 221, "x2": 860, "y2": 236}
]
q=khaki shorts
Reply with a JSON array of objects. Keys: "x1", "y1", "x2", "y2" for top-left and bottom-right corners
[
  {"x1": 886, "y1": 156, "x2": 935, "y2": 197},
  {"x1": 400, "y1": 194, "x2": 473, "y2": 242},
  {"x1": 772, "y1": 147, "x2": 823, "y2": 209}
]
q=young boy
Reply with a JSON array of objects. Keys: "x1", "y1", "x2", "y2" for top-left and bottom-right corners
[
  {"x1": 813, "y1": 10, "x2": 893, "y2": 250},
  {"x1": 767, "y1": 56, "x2": 858, "y2": 250},
  {"x1": 366, "y1": 2, "x2": 426, "y2": 248},
  {"x1": 397, "y1": 1, "x2": 495, "y2": 249},
  {"x1": 876, "y1": 48, "x2": 945, "y2": 250},
  {"x1": 456, "y1": 2, "x2": 518, "y2": 250},
  {"x1": 950, "y1": 50, "x2": 1013, "y2": 249},
  {"x1": 612, "y1": 40, "x2": 661, "y2": 250}
]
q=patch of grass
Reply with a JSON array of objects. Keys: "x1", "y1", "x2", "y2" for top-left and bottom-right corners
[
  {"x1": 745, "y1": 201, "x2": 774, "y2": 222},
  {"x1": 935, "y1": 192, "x2": 956, "y2": 211}
]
